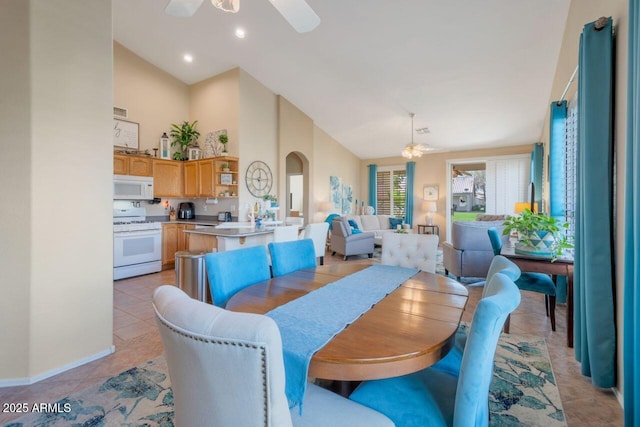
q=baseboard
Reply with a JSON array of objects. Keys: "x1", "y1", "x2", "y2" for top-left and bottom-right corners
[
  {"x1": 612, "y1": 386, "x2": 624, "y2": 408},
  {"x1": 0, "y1": 346, "x2": 115, "y2": 388}
]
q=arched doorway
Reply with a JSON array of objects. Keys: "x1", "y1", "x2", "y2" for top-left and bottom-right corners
[{"x1": 285, "y1": 152, "x2": 309, "y2": 223}]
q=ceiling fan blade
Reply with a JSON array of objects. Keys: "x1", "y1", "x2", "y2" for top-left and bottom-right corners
[
  {"x1": 165, "y1": 0, "x2": 205, "y2": 17},
  {"x1": 269, "y1": 0, "x2": 320, "y2": 33}
]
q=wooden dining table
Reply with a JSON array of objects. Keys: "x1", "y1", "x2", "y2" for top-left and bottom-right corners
[{"x1": 226, "y1": 264, "x2": 469, "y2": 383}]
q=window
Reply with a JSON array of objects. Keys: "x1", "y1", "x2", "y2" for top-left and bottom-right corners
[
  {"x1": 564, "y1": 96, "x2": 577, "y2": 238},
  {"x1": 377, "y1": 167, "x2": 406, "y2": 217}
]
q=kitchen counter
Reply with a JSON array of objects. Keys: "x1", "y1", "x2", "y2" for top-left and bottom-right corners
[
  {"x1": 182, "y1": 223, "x2": 275, "y2": 253},
  {"x1": 148, "y1": 216, "x2": 227, "y2": 226},
  {"x1": 183, "y1": 225, "x2": 274, "y2": 238}
]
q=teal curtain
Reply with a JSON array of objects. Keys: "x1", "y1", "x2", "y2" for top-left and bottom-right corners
[
  {"x1": 574, "y1": 17, "x2": 615, "y2": 388},
  {"x1": 549, "y1": 101, "x2": 568, "y2": 304},
  {"x1": 368, "y1": 164, "x2": 377, "y2": 214},
  {"x1": 549, "y1": 101, "x2": 567, "y2": 218},
  {"x1": 624, "y1": 1, "x2": 640, "y2": 424},
  {"x1": 530, "y1": 143, "x2": 543, "y2": 211},
  {"x1": 405, "y1": 162, "x2": 415, "y2": 226}
]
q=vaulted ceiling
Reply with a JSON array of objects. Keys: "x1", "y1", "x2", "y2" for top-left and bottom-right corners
[{"x1": 113, "y1": 0, "x2": 571, "y2": 159}]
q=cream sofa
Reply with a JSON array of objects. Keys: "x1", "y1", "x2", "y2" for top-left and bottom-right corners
[{"x1": 343, "y1": 214, "x2": 410, "y2": 245}]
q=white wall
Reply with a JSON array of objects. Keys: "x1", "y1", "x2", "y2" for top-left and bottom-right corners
[{"x1": 0, "y1": 0, "x2": 114, "y2": 382}]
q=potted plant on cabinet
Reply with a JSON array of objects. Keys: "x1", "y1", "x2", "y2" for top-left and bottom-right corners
[
  {"x1": 221, "y1": 162, "x2": 230, "y2": 172},
  {"x1": 169, "y1": 120, "x2": 200, "y2": 160},
  {"x1": 263, "y1": 194, "x2": 278, "y2": 208},
  {"x1": 502, "y1": 209, "x2": 573, "y2": 260},
  {"x1": 219, "y1": 133, "x2": 229, "y2": 154}
]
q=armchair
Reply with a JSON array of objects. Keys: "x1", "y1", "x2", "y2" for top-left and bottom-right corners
[{"x1": 331, "y1": 217, "x2": 375, "y2": 261}]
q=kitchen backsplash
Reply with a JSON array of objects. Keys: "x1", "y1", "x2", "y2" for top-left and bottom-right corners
[{"x1": 114, "y1": 197, "x2": 239, "y2": 218}]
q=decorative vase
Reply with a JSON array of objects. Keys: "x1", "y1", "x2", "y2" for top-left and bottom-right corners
[{"x1": 515, "y1": 230, "x2": 556, "y2": 257}]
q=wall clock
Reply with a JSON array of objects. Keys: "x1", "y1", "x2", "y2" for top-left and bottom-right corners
[{"x1": 245, "y1": 160, "x2": 273, "y2": 197}]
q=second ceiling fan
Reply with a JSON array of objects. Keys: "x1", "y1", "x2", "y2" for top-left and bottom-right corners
[{"x1": 165, "y1": 0, "x2": 321, "y2": 33}]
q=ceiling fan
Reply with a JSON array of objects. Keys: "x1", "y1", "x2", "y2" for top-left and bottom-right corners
[{"x1": 165, "y1": 0, "x2": 321, "y2": 33}]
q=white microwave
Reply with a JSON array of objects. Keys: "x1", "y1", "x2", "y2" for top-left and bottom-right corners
[{"x1": 113, "y1": 175, "x2": 154, "y2": 200}]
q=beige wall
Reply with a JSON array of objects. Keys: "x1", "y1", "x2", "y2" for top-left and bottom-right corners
[
  {"x1": 0, "y1": 0, "x2": 114, "y2": 381},
  {"x1": 278, "y1": 97, "x2": 314, "y2": 220},
  {"x1": 189, "y1": 68, "x2": 240, "y2": 156},
  {"x1": 539, "y1": 0, "x2": 628, "y2": 401},
  {"x1": 1, "y1": 0, "x2": 32, "y2": 380},
  {"x1": 114, "y1": 42, "x2": 189, "y2": 153},
  {"x1": 361, "y1": 144, "x2": 533, "y2": 239},
  {"x1": 238, "y1": 69, "x2": 278, "y2": 217},
  {"x1": 313, "y1": 127, "x2": 362, "y2": 223}
]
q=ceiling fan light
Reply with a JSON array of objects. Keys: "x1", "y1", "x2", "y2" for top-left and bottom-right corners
[
  {"x1": 211, "y1": 0, "x2": 239, "y2": 13},
  {"x1": 402, "y1": 144, "x2": 425, "y2": 159}
]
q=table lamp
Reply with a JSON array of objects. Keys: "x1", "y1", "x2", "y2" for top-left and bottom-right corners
[
  {"x1": 424, "y1": 201, "x2": 437, "y2": 225},
  {"x1": 514, "y1": 202, "x2": 538, "y2": 214}
]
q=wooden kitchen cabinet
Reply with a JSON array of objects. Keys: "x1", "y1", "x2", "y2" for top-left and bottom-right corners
[
  {"x1": 114, "y1": 154, "x2": 128, "y2": 174},
  {"x1": 113, "y1": 154, "x2": 153, "y2": 176},
  {"x1": 183, "y1": 162, "x2": 198, "y2": 197},
  {"x1": 129, "y1": 156, "x2": 153, "y2": 176},
  {"x1": 161, "y1": 223, "x2": 194, "y2": 270},
  {"x1": 153, "y1": 159, "x2": 183, "y2": 197}
]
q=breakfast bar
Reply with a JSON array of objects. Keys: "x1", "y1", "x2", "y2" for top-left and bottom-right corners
[{"x1": 184, "y1": 224, "x2": 276, "y2": 252}]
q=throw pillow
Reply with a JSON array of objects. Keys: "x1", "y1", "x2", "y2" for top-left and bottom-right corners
[
  {"x1": 348, "y1": 219, "x2": 360, "y2": 230},
  {"x1": 351, "y1": 228, "x2": 363, "y2": 234},
  {"x1": 389, "y1": 217, "x2": 403, "y2": 229}
]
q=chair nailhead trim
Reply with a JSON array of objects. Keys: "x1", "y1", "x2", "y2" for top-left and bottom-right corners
[{"x1": 157, "y1": 315, "x2": 270, "y2": 426}]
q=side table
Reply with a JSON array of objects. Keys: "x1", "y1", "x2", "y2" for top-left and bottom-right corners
[{"x1": 417, "y1": 224, "x2": 440, "y2": 237}]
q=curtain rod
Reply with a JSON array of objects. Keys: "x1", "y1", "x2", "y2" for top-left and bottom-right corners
[
  {"x1": 556, "y1": 17, "x2": 608, "y2": 106},
  {"x1": 557, "y1": 65, "x2": 578, "y2": 106}
]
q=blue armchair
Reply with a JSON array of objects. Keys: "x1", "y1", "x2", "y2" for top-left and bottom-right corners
[
  {"x1": 204, "y1": 246, "x2": 271, "y2": 308},
  {"x1": 268, "y1": 239, "x2": 317, "y2": 277},
  {"x1": 349, "y1": 273, "x2": 521, "y2": 427},
  {"x1": 488, "y1": 227, "x2": 557, "y2": 332}
]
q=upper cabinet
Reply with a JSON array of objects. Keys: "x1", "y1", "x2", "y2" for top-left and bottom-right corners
[
  {"x1": 153, "y1": 159, "x2": 183, "y2": 198},
  {"x1": 114, "y1": 154, "x2": 153, "y2": 177},
  {"x1": 114, "y1": 154, "x2": 238, "y2": 199},
  {"x1": 183, "y1": 156, "x2": 239, "y2": 198}
]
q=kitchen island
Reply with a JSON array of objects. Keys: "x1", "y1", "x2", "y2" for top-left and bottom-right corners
[{"x1": 184, "y1": 223, "x2": 275, "y2": 252}]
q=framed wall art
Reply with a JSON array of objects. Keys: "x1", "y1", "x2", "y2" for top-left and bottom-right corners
[
  {"x1": 220, "y1": 173, "x2": 233, "y2": 185},
  {"x1": 113, "y1": 119, "x2": 139, "y2": 149},
  {"x1": 423, "y1": 184, "x2": 439, "y2": 201}
]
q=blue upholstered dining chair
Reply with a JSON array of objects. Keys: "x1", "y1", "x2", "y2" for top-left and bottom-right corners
[
  {"x1": 349, "y1": 272, "x2": 521, "y2": 427},
  {"x1": 204, "y1": 245, "x2": 271, "y2": 308},
  {"x1": 432, "y1": 255, "x2": 522, "y2": 378},
  {"x1": 487, "y1": 227, "x2": 557, "y2": 332},
  {"x1": 268, "y1": 239, "x2": 317, "y2": 277},
  {"x1": 153, "y1": 285, "x2": 394, "y2": 427}
]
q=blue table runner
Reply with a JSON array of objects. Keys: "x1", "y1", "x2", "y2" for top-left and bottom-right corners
[{"x1": 266, "y1": 264, "x2": 419, "y2": 410}]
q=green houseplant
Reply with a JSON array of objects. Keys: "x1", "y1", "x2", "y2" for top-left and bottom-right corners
[
  {"x1": 170, "y1": 120, "x2": 200, "y2": 160},
  {"x1": 502, "y1": 209, "x2": 573, "y2": 260},
  {"x1": 263, "y1": 194, "x2": 278, "y2": 208},
  {"x1": 219, "y1": 133, "x2": 229, "y2": 154}
]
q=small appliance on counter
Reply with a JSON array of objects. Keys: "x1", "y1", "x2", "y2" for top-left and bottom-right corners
[
  {"x1": 218, "y1": 211, "x2": 232, "y2": 222},
  {"x1": 178, "y1": 202, "x2": 195, "y2": 219}
]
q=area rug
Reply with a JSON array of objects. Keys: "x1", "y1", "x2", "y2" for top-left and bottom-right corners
[{"x1": 6, "y1": 332, "x2": 565, "y2": 427}]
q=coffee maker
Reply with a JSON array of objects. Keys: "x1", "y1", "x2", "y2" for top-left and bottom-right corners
[{"x1": 178, "y1": 202, "x2": 195, "y2": 219}]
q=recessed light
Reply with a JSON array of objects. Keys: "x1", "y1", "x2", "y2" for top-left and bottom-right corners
[
  {"x1": 183, "y1": 54, "x2": 193, "y2": 63},
  {"x1": 235, "y1": 28, "x2": 246, "y2": 39}
]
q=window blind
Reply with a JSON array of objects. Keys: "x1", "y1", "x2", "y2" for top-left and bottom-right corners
[{"x1": 376, "y1": 168, "x2": 406, "y2": 217}]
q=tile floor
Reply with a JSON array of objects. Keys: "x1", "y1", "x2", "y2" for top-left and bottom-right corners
[{"x1": 0, "y1": 252, "x2": 623, "y2": 426}]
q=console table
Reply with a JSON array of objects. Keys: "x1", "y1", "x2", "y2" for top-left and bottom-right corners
[{"x1": 417, "y1": 224, "x2": 440, "y2": 237}]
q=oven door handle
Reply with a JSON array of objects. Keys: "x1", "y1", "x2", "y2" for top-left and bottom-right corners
[{"x1": 114, "y1": 229, "x2": 161, "y2": 238}]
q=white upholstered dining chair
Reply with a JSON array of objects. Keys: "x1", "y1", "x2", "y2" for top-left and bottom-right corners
[
  {"x1": 273, "y1": 224, "x2": 300, "y2": 242},
  {"x1": 153, "y1": 285, "x2": 394, "y2": 427},
  {"x1": 302, "y1": 222, "x2": 330, "y2": 265},
  {"x1": 380, "y1": 233, "x2": 439, "y2": 273}
]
